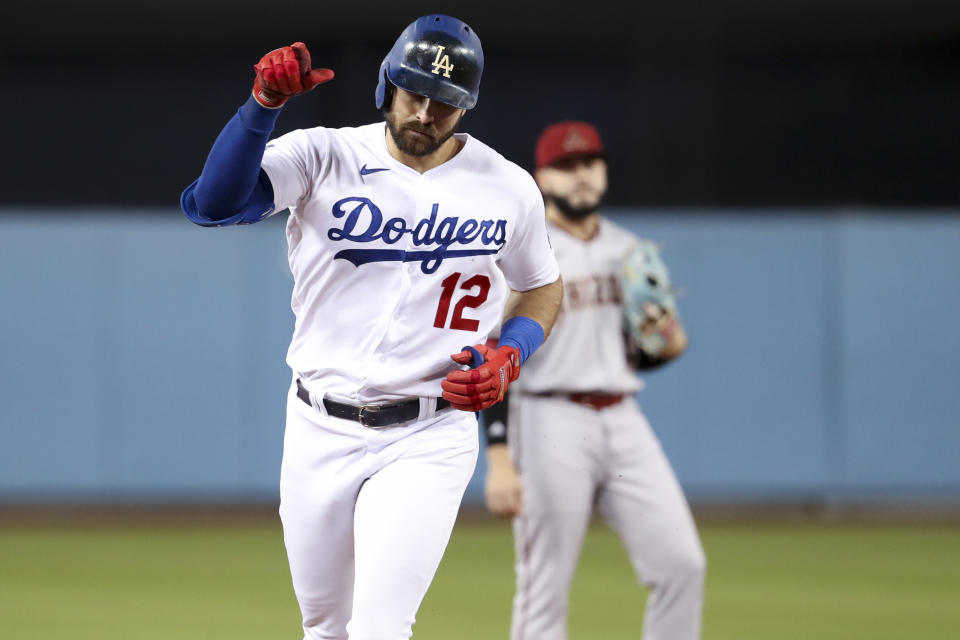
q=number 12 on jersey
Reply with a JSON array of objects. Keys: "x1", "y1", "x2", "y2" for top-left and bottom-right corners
[{"x1": 433, "y1": 272, "x2": 490, "y2": 331}]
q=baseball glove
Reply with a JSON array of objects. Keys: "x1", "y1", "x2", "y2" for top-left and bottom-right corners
[{"x1": 620, "y1": 239, "x2": 678, "y2": 358}]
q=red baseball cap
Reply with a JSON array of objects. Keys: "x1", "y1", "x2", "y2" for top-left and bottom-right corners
[{"x1": 535, "y1": 121, "x2": 605, "y2": 169}]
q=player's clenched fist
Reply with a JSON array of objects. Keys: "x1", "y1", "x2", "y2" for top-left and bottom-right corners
[
  {"x1": 252, "y1": 42, "x2": 334, "y2": 109},
  {"x1": 442, "y1": 345, "x2": 521, "y2": 411}
]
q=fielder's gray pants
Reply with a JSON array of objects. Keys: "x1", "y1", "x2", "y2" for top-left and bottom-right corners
[{"x1": 509, "y1": 394, "x2": 705, "y2": 640}]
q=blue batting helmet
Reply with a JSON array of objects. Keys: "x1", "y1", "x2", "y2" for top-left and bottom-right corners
[{"x1": 375, "y1": 14, "x2": 484, "y2": 110}]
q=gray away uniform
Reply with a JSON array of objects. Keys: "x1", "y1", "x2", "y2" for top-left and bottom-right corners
[{"x1": 484, "y1": 217, "x2": 705, "y2": 640}]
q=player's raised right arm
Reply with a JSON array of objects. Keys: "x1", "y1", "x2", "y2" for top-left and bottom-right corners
[{"x1": 180, "y1": 43, "x2": 333, "y2": 226}]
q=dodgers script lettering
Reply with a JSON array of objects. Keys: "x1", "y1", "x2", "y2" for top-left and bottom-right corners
[{"x1": 328, "y1": 197, "x2": 508, "y2": 274}]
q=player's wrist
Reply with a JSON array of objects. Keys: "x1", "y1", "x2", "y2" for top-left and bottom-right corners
[
  {"x1": 251, "y1": 85, "x2": 287, "y2": 109},
  {"x1": 486, "y1": 442, "x2": 510, "y2": 456},
  {"x1": 239, "y1": 94, "x2": 284, "y2": 133},
  {"x1": 498, "y1": 316, "x2": 545, "y2": 365},
  {"x1": 485, "y1": 444, "x2": 514, "y2": 468}
]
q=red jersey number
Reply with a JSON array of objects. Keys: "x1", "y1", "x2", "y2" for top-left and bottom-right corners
[{"x1": 433, "y1": 272, "x2": 491, "y2": 332}]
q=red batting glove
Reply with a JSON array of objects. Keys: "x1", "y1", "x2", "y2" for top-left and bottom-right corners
[
  {"x1": 252, "y1": 42, "x2": 335, "y2": 109},
  {"x1": 442, "y1": 345, "x2": 521, "y2": 412}
]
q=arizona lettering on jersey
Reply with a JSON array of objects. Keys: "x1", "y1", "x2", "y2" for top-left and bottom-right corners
[
  {"x1": 260, "y1": 122, "x2": 559, "y2": 404},
  {"x1": 561, "y1": 273, "x2": 623, "y2": 311},
  {"x1": 512, "y1": 218, "x2": 641, "y2": 395}
]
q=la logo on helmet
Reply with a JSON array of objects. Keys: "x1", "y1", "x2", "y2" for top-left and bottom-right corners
[{"x1": 431, "y1": 46, "x2": 454, "y2": 78}]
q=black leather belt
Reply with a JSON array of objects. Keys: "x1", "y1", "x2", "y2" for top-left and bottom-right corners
[{"x1": 296, "y1": 379, "x2": 450, "y2": 428}]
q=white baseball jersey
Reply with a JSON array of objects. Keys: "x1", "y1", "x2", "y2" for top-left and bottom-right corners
[
  {"x1": 261, "y1": 123, "x2": 560, "y2": 403},
  {"x1": 512, "y1": 217, "x2": 641, "y2": 394}
]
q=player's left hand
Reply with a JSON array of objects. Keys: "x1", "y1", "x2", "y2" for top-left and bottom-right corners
[
  {"x1": 442, "y1": 344, "x2": 521, "y2": 411},
  {"x1": 639, "y1": 302, "x2": 678, "y2": 348}
]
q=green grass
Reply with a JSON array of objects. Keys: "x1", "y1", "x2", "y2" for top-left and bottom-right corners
[{"x1": 1, "y1": 520, "x2": 958, "y2": 639}]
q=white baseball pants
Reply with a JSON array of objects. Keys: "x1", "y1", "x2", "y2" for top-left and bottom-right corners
[
  {"x1": 509, "y1": 394, "x2": 705, "y2": 640},
  {"x1": 279, "y1": 381, "x2": 479, "y2": 640}
]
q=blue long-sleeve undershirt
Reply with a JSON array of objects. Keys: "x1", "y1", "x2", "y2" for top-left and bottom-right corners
[{"x1": 180, "y1": 95, "x2": 281, "y2": 226}]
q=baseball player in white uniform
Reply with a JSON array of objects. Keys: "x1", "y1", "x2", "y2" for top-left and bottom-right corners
[
  {"x1": 179, "y1": 16, "x2": 562, "y2": 640},
  {"x1": 482, "y1": 122, "x2": 705, "y2": 640}
]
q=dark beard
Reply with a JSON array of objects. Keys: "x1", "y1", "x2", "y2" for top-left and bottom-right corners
[
  {"x1": 545, "y1": 191, "x2": 607, "y2": 221},
  {"x1": 385, "y1": 112, "x2": 462, "y2": 157}
]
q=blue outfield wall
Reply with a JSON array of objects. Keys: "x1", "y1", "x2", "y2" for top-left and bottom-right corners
[{"x1": 1, "y1": 208, "x2": 958, "y2": 504}]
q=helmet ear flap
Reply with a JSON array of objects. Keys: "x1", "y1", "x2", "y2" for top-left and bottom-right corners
[{"x1": 381, "y1": 80, "x2": 396, "y2": 112}]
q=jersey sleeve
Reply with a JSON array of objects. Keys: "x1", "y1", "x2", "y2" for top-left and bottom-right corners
[
  {"x1": 497, "y1": 183, "x2": 561, "y2": 291},
  {"x1": 260, "y1": 128, "x2": 331, "y2": 214}
]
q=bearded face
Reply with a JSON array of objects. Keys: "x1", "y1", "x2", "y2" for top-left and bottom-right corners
[
  {"x1": 384, "y1": 86, "x2": 465, "y2": 157},
  {"x1": 537, "y1": 155, "x2": 609, "y2": 220}
]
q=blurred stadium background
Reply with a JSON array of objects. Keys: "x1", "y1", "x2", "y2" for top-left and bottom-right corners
[{"x1": 2, "y1": 1, "x2": 959, "y2": 638}]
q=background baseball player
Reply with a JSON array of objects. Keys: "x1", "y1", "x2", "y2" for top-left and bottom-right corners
[
  {"x1": 482, "y1": 122, "x2": 706, "y2": 640},
  {"x1": 179, "y1": 16, "x2": 562, "y2": 639}
]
